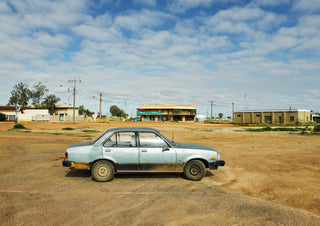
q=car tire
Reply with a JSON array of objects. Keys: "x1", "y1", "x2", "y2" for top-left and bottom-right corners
[
  {"x1": 184, "y1": 160, "x2": 206, "y2": 181},
  {"x1": 91, "y1": 160, "x2": 114, "y2": 182}
]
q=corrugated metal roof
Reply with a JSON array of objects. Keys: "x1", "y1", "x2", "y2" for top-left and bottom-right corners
[
  {"x1": 234, "y1": 109, "x2": 310, "y2": 113},
  {"x1": 139, "y1": 103, "x2": 196, "y2": 110}
]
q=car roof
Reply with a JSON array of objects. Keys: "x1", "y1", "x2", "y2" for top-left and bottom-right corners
[{"x1": 106, "y1": 127, "x2": 159, "y2": 133}]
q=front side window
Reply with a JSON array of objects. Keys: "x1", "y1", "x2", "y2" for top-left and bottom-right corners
[
  {"x1": 104, "y1": 132, "x2": 136, "y2": 147},
  {"x1": 139, "y1": 132, "x2": 166, "y2": 147}
]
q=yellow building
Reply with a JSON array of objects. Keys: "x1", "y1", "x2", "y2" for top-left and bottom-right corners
[
  {"x1": 50, "y1": 104, "x2": 84, "y2": 121},
  {"x1": 233, "y1": 109, "x2": 311, "y2": 124},
  {"x1": 137, "y1": 103, "x2": 196, "y2": 122}
]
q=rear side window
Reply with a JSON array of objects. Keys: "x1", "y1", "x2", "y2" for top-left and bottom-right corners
[{"x1": 104, "y1": 132, "x2": 136, "y2": 147}]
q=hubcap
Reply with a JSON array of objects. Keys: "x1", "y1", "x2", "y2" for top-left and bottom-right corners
[
  {"x1": 190, "y1": 165, "x2": 200, "y2": 176},
  {"x1": 98, "y1": 166, "x2": 108, "y2": 177}
]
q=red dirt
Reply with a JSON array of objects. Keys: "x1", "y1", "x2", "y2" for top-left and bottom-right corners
[{"x1": 0, "y1": 121, "x2": 319, "y2": 225}]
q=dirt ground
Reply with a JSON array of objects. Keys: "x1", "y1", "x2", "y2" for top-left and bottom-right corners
[{"x1": 0, "y1": 121, "x2": 320, "y2": 225}]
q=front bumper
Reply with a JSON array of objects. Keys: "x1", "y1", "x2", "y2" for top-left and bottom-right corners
[{"x1": 209, "y1": 160, "x2": 225, "y2": 170}]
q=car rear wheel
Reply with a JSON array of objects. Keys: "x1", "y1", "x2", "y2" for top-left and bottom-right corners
[
  {"x1": 91, "y1": 160, "x2": 114, "y2": 182},
  {"x1": 184, "y1": 160, "x2": 206, "y2": 181}
]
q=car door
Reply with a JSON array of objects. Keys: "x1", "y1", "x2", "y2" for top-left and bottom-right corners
[
  {"x1": 103, "y1": 132, "x2": 139, "y2": 171},
  {"x1": 138, "y1": 132, "x2": 177, "y2": 171}
]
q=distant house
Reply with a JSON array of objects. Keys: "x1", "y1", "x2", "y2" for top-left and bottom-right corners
[
  {"x1": 137, "y1": 103, "x2": 196, "y2": 122},
  {"x1": 233, "y1": 109, "x2": 311, "y2": 124},
  {"x1": 0, "y1": 104, "x2": 85, "y2": 122},
  {"x1": 0, "y1": 106, "x2": 24, "y2": 121},
  {"x1": 50, "y1": 104, "x2": 84, "y2": 121},
  {"x1": 311, "y1": 113, "x2": 320, "y2": 123},
  {"x1": 0, "y1": 106, "x2": 49, "y2": 122}
]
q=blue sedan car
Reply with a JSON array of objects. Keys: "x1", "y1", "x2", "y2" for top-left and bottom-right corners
[{"x1": 62, "y1": 127, "x2": 225, "y2": 182}]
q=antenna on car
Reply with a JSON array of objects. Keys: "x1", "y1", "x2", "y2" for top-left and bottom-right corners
[{"x1": 172, "y1": 131, "x2": 174, "y2": 142}]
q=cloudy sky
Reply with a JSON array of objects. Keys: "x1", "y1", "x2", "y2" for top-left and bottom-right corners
[{"x1": 1, "y1": 0, "x2": 319, "y2": 117}]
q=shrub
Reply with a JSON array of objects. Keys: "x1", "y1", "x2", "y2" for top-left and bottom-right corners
[
  {"x1": 62, "y1": 127, "x2": 74, "y2": 130},
  {"x1": 314, "y1": 125, "x2": 320, "y2": 133},
  {"x1": 0, "y1": 113, "x2": 6, "y2": 121},
  {"x1": 13, "y1": 123, "x2": 26, "y2": 129}
]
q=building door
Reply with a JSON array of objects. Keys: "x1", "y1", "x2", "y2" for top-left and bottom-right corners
[
  {"x1": 265, "y1": 116, "x2": 272, "y2": 124},
  {"x1": 279, "y1": 116, "x2": 282, "y2": 124},
  {"x1": 59, "y1": 114, "x2": 64, "y2": 121}
]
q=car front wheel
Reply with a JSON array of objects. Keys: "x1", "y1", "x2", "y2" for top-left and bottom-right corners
[
  {"x1": 184, "y1": 160, "x2": 206, "y2": 181},
  {"x1": 91, "y1": 160, "x2": 114, "y2": 182}
]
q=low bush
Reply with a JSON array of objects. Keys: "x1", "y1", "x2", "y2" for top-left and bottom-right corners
[
  {"x1": 13, "y1": 123, "x2": 26, "y2": 129},
  {"x1": 62, "y1": 127, "x2": 74, "y2": 130},
  {"x1": 246, "y1": 126, "x2": 304, "y2": 132}
]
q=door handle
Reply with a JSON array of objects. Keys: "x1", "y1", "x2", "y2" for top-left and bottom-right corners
[
  {"x1": 141, "y1": 149, "x2": 147, "y2": 152},
  {"x1": 104, "y1": 149, "x2": 111, "y2": 152}
]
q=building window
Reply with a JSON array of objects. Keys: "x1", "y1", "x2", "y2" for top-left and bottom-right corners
[
  {"x1": 256, "y1": 114, "x2": 260, "y2": 117},
  {"x1": 290, "y1": 116, "x2": 294, "y2": 122},
  {"x1": 237, "y1": 114, "x2": 241, "y2": 117}
]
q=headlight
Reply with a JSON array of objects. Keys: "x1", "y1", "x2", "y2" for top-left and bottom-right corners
[{"x1": 217, "y1": 153, "x2": 220, "y2": 160}]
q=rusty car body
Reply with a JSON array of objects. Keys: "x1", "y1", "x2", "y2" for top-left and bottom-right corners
[{"x1": 62, "y1": 127, "x2": 225, "y2": 181}]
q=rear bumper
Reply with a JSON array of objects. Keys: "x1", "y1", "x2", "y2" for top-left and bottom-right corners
[
  {"x1": 62, "y1": 160, "x2": 91, "y2": 170},
  {"x1": 209, "y1": 160, "x2": 225, "y2": 170},
  {"x1": 62, "y1": 160, "x2": 72, "y2": 167}
]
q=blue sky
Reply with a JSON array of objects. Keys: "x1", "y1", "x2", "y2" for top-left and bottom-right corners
[{"x1": 0, "y1": 0, "x2": 319, "y2": 117}]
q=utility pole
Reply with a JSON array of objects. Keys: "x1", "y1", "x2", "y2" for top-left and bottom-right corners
[
  {"x1": 99, "y1": 92, "x2": 102, "y2": 123},
  {"x1": 232, "y1": 103, "x2": 234, "y2": 123},
  {"x1": 68, "y1": 80, "x2": 81, "y2": 123},
  {"x1": 209, "y1": 100, "x2": 214, "y2": 121},
  {"x1": 244, "y1": 94, "x2": 248, "y2": 110}
]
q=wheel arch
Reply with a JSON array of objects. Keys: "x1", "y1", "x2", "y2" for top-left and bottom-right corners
[
  {"x1": 183, "y1": 158, "x2": 209, "y2": 169},
  {"x1": 90, "y1": 159, "x2": 118, "y2": 172}
]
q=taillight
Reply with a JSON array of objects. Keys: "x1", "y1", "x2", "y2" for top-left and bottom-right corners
[{"x1": 65, "y1": 152, "x2": 68, "y2": 159}]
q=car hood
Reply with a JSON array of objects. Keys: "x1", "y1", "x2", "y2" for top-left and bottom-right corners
[
  {"x1": 174, "y1": 142, "x2": 216, "y2": 151},
  {"x1": 69, "y1": 141, "x2": 92, "y2": 148}
]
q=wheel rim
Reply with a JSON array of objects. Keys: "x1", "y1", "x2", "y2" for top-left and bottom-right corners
[
  {"x1": 189, "y1": 165, "x2": 201, "y2": 176},
  {"x1": 98, "y1": 166, "x2": 109, "y2": 177}
]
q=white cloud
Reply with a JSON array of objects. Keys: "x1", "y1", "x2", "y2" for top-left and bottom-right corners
[
  {"x1": 0, "y1": 1, "x2": 319, "y2": 114},
  {"x1": 292, "y1": 0, "x2": 320, "y2": 13},
  {"x1": 167, "y1": 0, "x2": 215, "y2": 13},
  {"x1": 0, "y1": 1, "x2": 12, "y2": 13},
  {"x1": 206, "y1": 6, "x2": 287, "y2": 35},
  {"x1": 114, "y1": 9, "x2": 172, "y2": 31},
  {"x1": 34, "y1": 32, "x2": 70, "y2": 47}
]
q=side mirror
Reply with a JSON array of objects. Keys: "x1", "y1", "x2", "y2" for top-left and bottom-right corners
[{"x1": 162, "y1": 145, "x2": 169, "y2": 151}]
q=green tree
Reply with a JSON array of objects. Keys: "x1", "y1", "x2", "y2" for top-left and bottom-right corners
[
  {"x1": 219, "y1": 113, "x2": 223, "y2": 119},
  {"x1": 79, "y1": 105, "x2": 94, "y2": 115},
  {"x1": 110, "y1": 105, "x2": 127, "y2": 118},
  {"x1": 0, "y1": 113, "x2": 6, "y2": 121},
  {"x1": 31, "y1": 82, "x2": 48, "y2": 106},
  {"x1": 8, "y1": 82, "x2": 32, "y2": 107},
  {"x1": 41, "y1": 94, "x2": 60, "y2": 114}
]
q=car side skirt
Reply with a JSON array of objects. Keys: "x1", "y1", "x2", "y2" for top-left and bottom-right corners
[{"x1": 116, "y1": 163, "x2": 184, "y2": 172}]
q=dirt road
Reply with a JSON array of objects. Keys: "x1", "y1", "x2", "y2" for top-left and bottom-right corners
[{"x1": 0, "y1": 121, "x2": 319, "y2": 225}]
